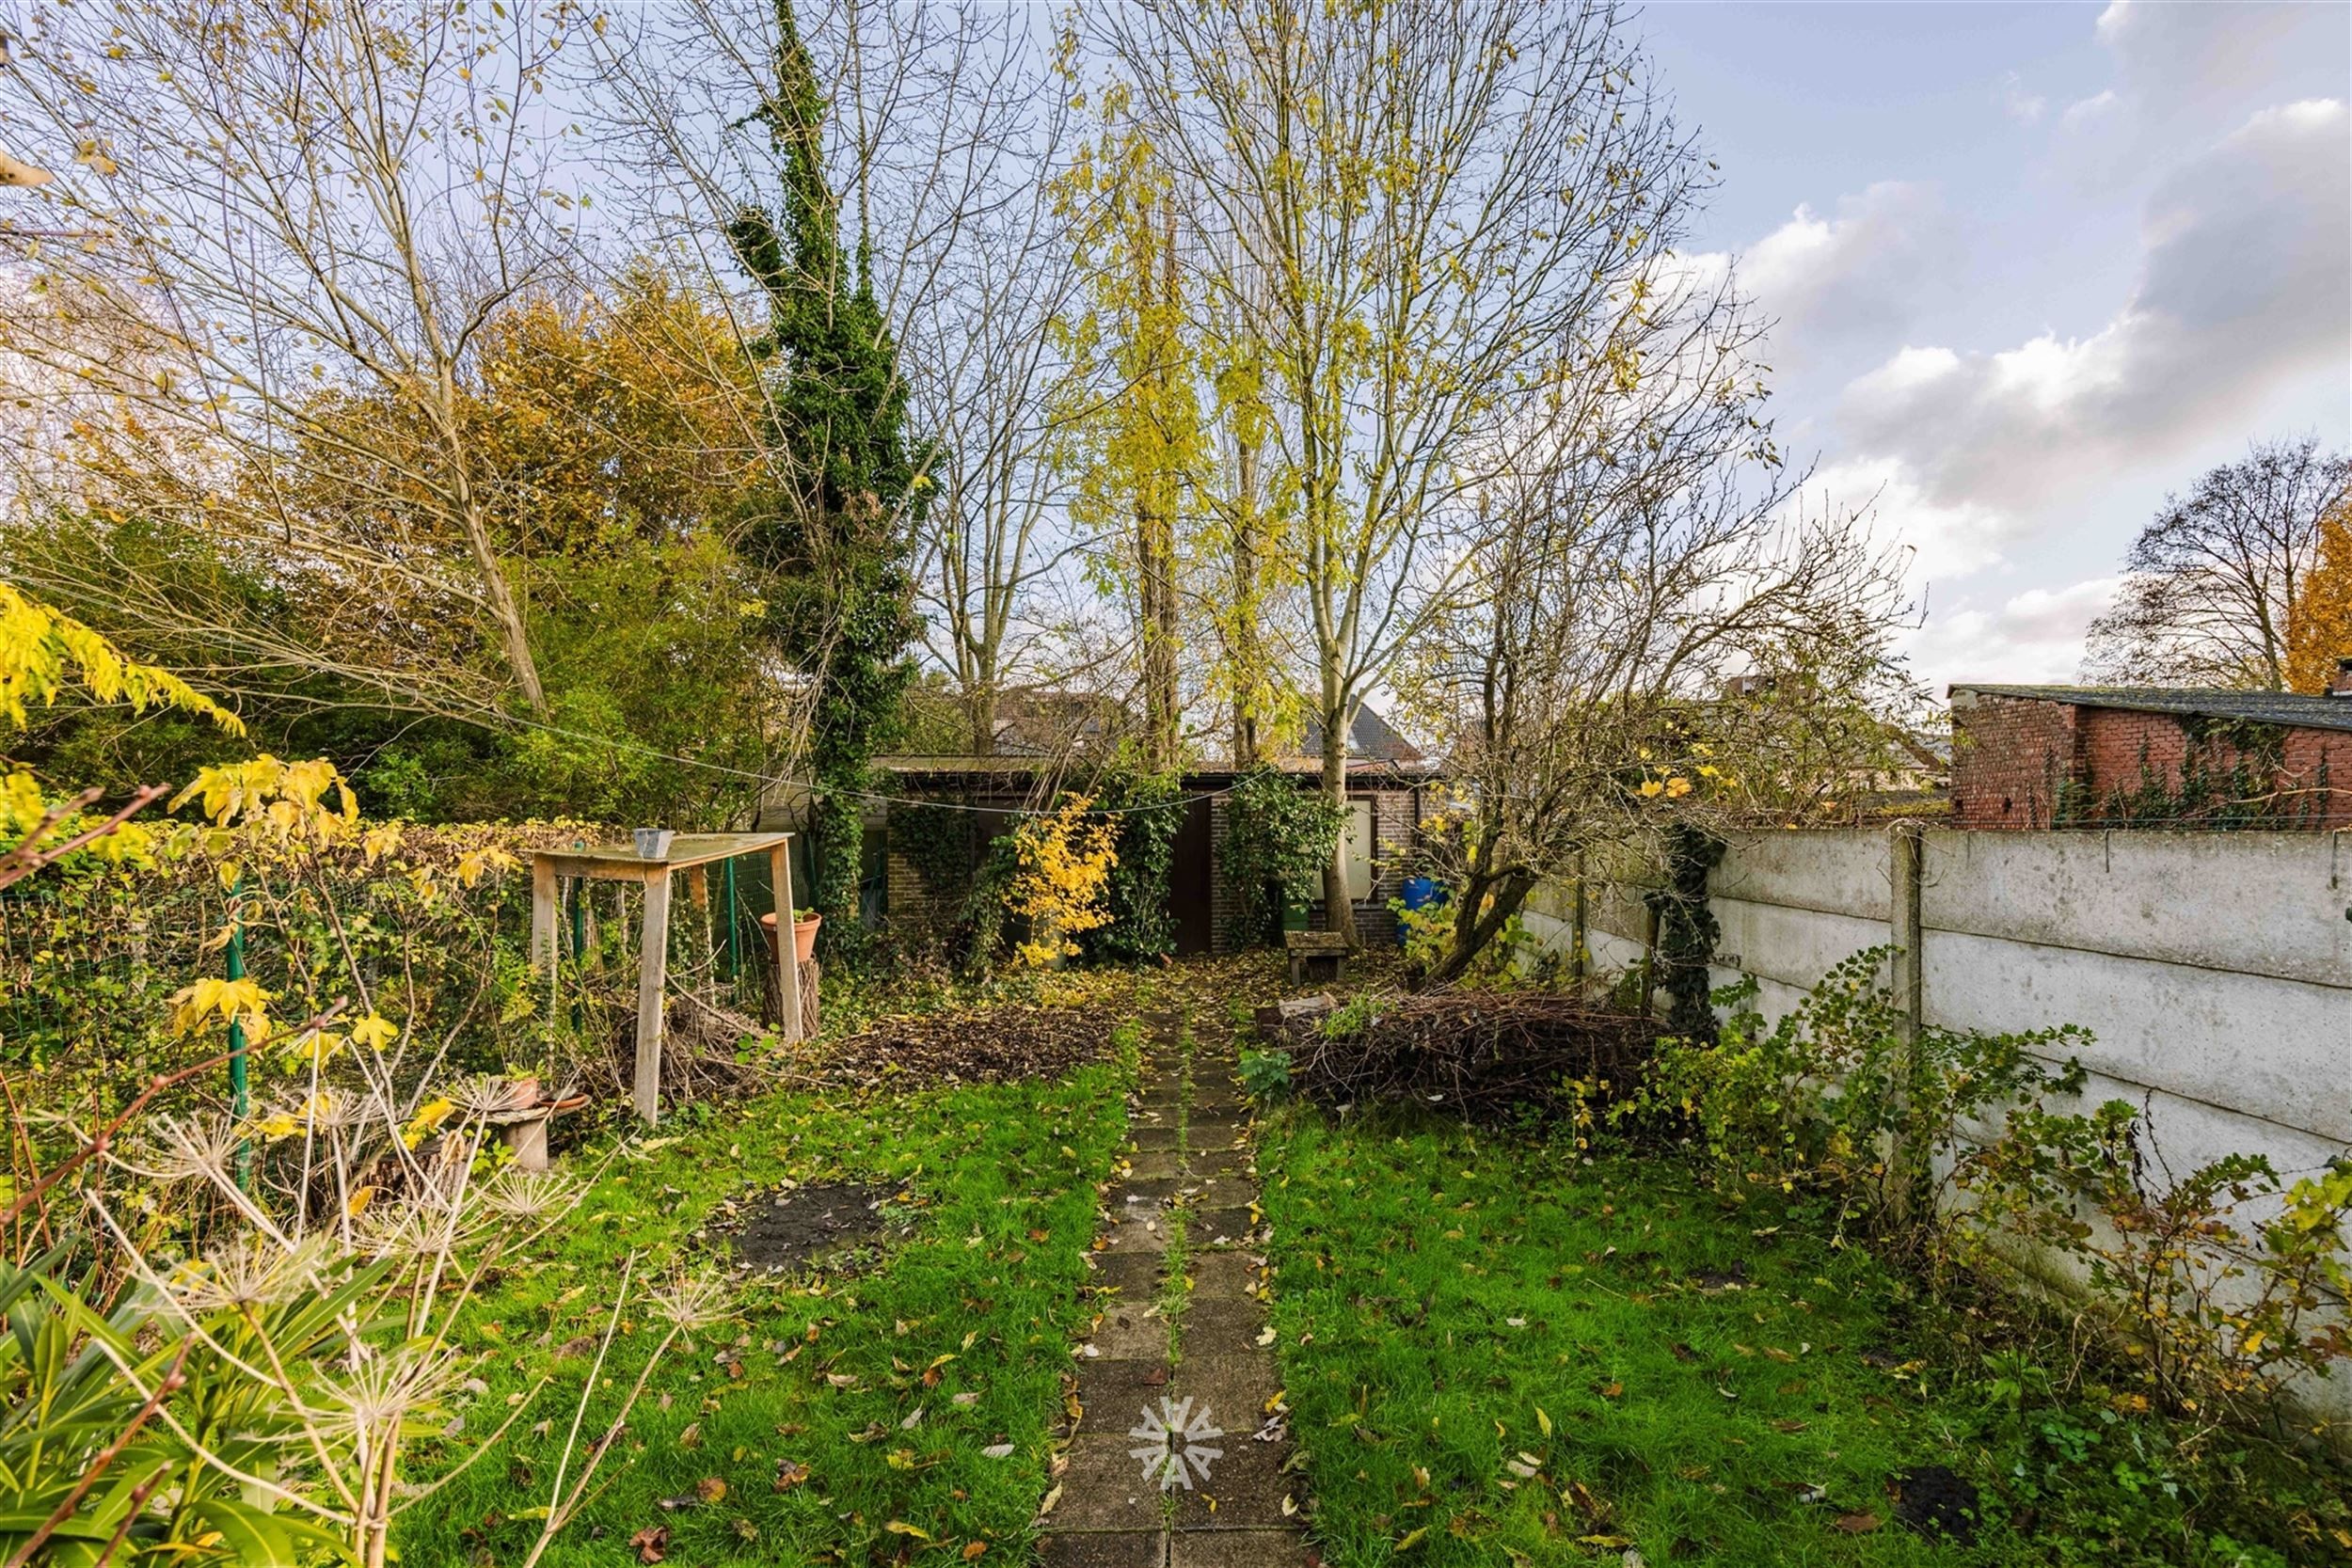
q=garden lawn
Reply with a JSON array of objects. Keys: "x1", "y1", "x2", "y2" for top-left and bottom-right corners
[
  {"x1": 1257, "y1": 1113, "x2": 2347, "y2": 1568},
  {"x1": 396, "y1": 1036, "x2": 1138, "y2": 1566}
]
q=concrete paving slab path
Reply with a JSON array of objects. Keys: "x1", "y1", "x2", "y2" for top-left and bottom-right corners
[{"x1": 1038, "y1": 1007, "x2": 1306, "y2": 1568}]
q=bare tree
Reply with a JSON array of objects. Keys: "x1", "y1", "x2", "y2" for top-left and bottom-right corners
[
  {"x1": 1093, "y1": 0, "x2": 1721, "y2": 941},
  {"x1": 0, "y1": 0, "x2": 591, "y2": 721},
  {"x1": 2083, "y1": 436, "x2": 2352, "y2": 690}
]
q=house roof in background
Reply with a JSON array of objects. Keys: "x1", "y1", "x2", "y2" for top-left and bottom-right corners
[
  {"x1": 1950, "y1": 685, "x2": 2352, "y2": 737},
  {"x1": 1297, "y1": 705, "x2": 1430, "y2": 766}
]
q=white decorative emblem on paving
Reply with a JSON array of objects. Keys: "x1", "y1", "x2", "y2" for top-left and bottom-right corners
[{"x1": 1129, "y1": 1396, "x2": 1224, "y2": 1490}]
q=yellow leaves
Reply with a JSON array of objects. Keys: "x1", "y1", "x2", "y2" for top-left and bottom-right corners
[
  {"x1": 1638, "y1": 780, "x2": 1663, "y2": 799},
  {"x1": 168, "y1": 976, "x2": 273, "y2": 1039},
  {"x1": 174, "y1": 756, "x2": 358, "y2": 847},
  {"x1": 0, "y1": 581, "x2": 241, "y2": 736},
  {"x1": 351, "y1": 1012, "x2": 400, "y2": 1052},
  {"x1": 284, "y1": 1028, "x2": 343, "y2": 1067},
  {"x1": 1005, "y1": 798, "x2": 1119, "y2": 968},
  {"x1": 454, "y1": 846, "x2": 516, "y2": 887},
  {"x1": 404, "y1": 1097, "x2": 457, "y2": 1149}
]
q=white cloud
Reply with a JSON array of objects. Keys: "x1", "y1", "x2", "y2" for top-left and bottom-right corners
[
  {"x1": 1904, "y1": 577, "x2": 2124, "y2": 689},
  {"x1": 2000, "y1": 71, "x2": 2047, "y2": 126},
  {"x1": 2058, "y1": 88, "x2": 2119, "y2": 132},
  {"x1": 1691, "y1": 182, "x2": 1952, "y2": 383},
  {"x1": 1836, "y1": 98, "x2": 2348, "y2": 514},
  {"x1": 1806, "y1": 453, "x2": 2019, "y2": 585}
]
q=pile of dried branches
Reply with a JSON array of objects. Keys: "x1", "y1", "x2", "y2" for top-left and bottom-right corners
[
  {"x1": 1266, "y1": 991, "x2": 1659, "y2": 1120},
  {"x1": 817, "y1": 1003, "x2": 1125, "y2": 1089}
]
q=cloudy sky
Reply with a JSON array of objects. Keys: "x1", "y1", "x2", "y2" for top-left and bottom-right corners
[{"x1": 1638, "y1": 1, "x2": 2350, "y2": 693}]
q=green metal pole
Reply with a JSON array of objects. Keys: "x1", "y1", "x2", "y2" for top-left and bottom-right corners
[
  {"x1": 226, "y1": 877, "x2": 250, "y2": 1191},
  {"x1": 568, "y1": 879, "x2": 586, "y2": 1032},
  {"x1": 723, "y1": 858, "x2": 740, "y2": 984}
]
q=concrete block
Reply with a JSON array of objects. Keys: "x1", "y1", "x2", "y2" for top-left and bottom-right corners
[{"x1": 1923, "y1": 829, "x2": 2352, "y2": 984}]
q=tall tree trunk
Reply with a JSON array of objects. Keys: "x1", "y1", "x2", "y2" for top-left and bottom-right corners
[
  {"x1": 455, "y1": 490, "x2": 548, "y2": 718},
  {"x1": 1138, "y1": 492, "x2": 1179, "y2": 771},
  {"x1": 1320, "y1": 698, "x2": 1359, "y2": 945},
  {"x1": 966, "y1": 681, "x2": 997, "y2": 756},
  {"x1": 1229, "y1": 437, "x2": 1263, "y2": 768}
]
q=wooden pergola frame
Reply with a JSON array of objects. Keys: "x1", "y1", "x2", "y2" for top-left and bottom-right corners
[{"x1": 529, "y1": 832, "x2": 801, "y2": 1124}]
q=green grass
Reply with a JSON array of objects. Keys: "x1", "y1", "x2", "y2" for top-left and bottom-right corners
[
  {"x1": 1257, "y1": 1111, "x2": 2348, "y2": 1568},
  {"x1": 396, "y1": 1030, "x2": 1140, "y2": 1566}
]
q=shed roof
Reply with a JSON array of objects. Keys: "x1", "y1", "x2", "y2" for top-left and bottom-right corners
[{"x1": 1950, "y1": 684, "x2": 2352, "y2": 736}]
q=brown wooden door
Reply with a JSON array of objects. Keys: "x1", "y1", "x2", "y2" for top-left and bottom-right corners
[{"x1": 1171, "y1": 796, "x2": 1215, "y2": 955}]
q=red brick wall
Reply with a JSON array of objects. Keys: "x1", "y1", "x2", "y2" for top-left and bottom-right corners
[
  {"x1": 2075, "y1": 708, "x2": 2352, "y2": 827},
  {"x1": 1952, "y1": 692, "x2": 2352, "y2": 829},
  {"x1": 1949, "y1": 692, "x2": 2080, "y2": 828}
]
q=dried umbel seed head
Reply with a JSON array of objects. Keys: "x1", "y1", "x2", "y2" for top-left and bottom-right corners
[
  {"x1": 480, "y1": 1167, "x2": 581, "y2": 1223},
  {"x1": 316, "y1": 1341, "x2": 469, "y2": 1441},
  {"x1": 447, "y1": 1073, "x2": 522, "y2": 1119},
  {"x1": 354, "y1": 1180, "x2": 488, "y2": 1260},
  {"x1": 646, "y1": 1270, "x2": 733, "y2": 1334},
  {"x1": 167, "y1": 1230, "x2": 312, "y2": 1314},
  {"x1": 120, "y1": 1113, "x2": 241, "y2": 1184}
]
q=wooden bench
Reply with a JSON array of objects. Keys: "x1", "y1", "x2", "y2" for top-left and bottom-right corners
[{"x1": 1283, "y1": 929, "x2": 1350, "y2": 986}]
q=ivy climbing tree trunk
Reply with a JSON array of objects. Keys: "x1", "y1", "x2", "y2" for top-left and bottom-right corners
[{"x1": 727, "y1": 0, "x2": 923, "y2": 960}]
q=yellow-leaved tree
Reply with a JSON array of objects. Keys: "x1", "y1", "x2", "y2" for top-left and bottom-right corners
[
  {"x1": 2286, "y1": 500, "x2": 2352, "y2": 694},
  {"x1": 1005, "y1": 798, "x2": 1120, "y2": 967},
  {"x1": 0, "y1": 579, "x2": 242, "y2": 888}
]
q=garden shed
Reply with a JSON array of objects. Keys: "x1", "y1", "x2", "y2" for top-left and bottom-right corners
[{"x1": 871, "y1": 707, "x2": 1438, "y2": 954}]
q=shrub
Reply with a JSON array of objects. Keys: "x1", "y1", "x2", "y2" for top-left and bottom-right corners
[
  {"x1": 1219, "y1": 768, "x2": 1343, "y2": 946},
  {"x1": 1638, "y1": 948, "x2": 2089, "y2": 1245},
  {"x1": 1645, "y1": 950, "x2": 2352, "y2": 1433}
]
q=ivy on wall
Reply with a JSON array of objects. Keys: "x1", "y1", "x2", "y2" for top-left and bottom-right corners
[
  {"x1": 2058, "y1": 719, "x2": 2332, "y2": 829},
  {"x1": 1221, "y1": 766, "x2": 1344, "y2": 948},
  {"x1": 1083, "y1": 766, "x2": 1184, "y2": 965},
  {"x1": 1645, "y1": 822, "x2": 1724, "y2": 1042}
]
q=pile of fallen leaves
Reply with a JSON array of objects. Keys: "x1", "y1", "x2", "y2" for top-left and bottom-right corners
[
  {"x1": 814, "y1": 1001, "x2": 1126, "y2": 1089},
  {"x1": 1264, "y1": 990, "x2": 1658, "y2": 1121}
]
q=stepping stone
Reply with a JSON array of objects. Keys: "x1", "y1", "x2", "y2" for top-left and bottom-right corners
[
  {"x1": 1107, "y1": 1178, "x2": 1185, "y2": 1208},
  {"x1": 1185, "y1": 1148, "x2": 1248, "y2": 1180},
  {"x1": 1087, "y1": 1252, "x2": 1164, "y2": 1297},
  {"x1": 1099, "y1": 1212, "x2": 1169, "y2": 1254},
  {"x1": 1169, "y1": 1354, "x2": 1281, "y2": 1422},
  {"x1": 1170, "y1": 1433, "x2": 1294, "y2": 1530},
  {"x1": 1074, "y1": 1357, "x2": 1176, "y2": 1411},
  {"x1": 1126, "y1": 1150, "x2": 1184, "y2": 1180},
  {"x1": 1089, "y1": 1302, "x2": 1169, "y2": 1360},
  {"x1": 1129, "y1": 1126, "x2": 1184, "y2": 1151},
  {"x1": 1186, "y1": 1250, "x2": 1260, "y2": 1301},
  {"x1": 1187, "y1": 1120, "x2": 1247, "y2": 1147},
  {"x1": 1043, "y1": 1532, "x2": 1167, "y2": 1568},
  {"x1": 1184, "y1": 1175, "x2": 1254, "y2": 1210},
  {"x1": 1052, "y1": 1433, "x2": 1173, "y2": 1534},
  {"x1": 1168, "y1": 1531, "x2": 1306, "y2": 1568},
  {"x1": 1189, "y1": 1209, "x2": 1259, "y2": 1247},
  {"x1": 1179, "y1": 1297, "x2": 1272, "y2": 1358}
]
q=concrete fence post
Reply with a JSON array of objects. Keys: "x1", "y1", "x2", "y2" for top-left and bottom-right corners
[{"x1": 1886, "y1": 821, "x2": 1928, "y2": 1222}]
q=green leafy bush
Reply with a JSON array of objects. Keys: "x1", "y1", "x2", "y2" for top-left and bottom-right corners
[
  {"x1": 1219, "y1": 768, "x2": 1343, "y2": 947},
  {"x1": 1237, "y1": 1046, "x2": 1293, "y2": 1101}
]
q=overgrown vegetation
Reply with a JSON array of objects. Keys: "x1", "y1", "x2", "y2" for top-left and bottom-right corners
[{"x1": 1219, "y1": 767, "x2": 1345, "y2": 946}]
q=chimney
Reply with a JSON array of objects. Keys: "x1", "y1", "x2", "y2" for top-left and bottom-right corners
[{"x1": 2332, "y1": 657, "x2": 2352, "y2": 698}]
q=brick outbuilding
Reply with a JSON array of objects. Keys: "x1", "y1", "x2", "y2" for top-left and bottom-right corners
[{"x1": 1949, "y1": 666, "x2": 2352, "y2": 830}]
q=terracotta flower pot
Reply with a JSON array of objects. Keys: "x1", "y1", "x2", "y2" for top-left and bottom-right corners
[{"x1": 760, "y1": 911, "x2": 823, "y2": 965}]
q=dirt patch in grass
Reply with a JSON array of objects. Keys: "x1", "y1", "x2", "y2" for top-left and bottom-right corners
[
  {"x1": 818, "y1": 1003, "x2": 1125, "y2": 1087},
  {"x1": 726, "y1": 1180, "x2": 903, "y2": 1273}
]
